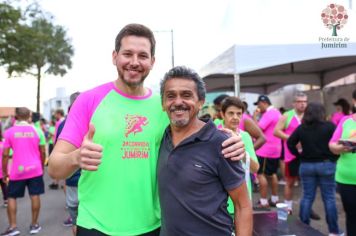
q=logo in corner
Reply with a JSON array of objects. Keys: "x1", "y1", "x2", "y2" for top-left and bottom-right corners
[
  {"x1": 321, "y1": 4, "x2": 348, "y2": 36},
  {"x1": 125, "y1": 114, "x2": 148, "y2": 137}
]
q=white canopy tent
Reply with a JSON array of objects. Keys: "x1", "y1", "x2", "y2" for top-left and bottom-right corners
[{"x1": 200, "y1": 43, "x2": 356, "y2": 96}]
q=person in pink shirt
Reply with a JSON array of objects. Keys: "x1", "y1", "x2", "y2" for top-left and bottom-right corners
[
  {"x1": 274, "y1": 92, "x2": 306, "y2": 213},
  {"x1": 330, "y1": 98, "x2": 351, "y2": 126},
  {"x1": 253, "y1": 95, "x2": 282, "y2": 209},
  {"x1": 0, "y1": 127, "x2": 9, "y2": 207},
  {"x1": 1, "y1": 107, "x2": 46, "y2": 236}
]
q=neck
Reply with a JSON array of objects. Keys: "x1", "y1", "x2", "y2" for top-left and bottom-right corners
[
  {"x1": 170, "y1": 118, "x2": 205, "y2": 147},
  {"x1": 224, "y1": 125, "x2": 238, "y2": 134},
  {"x1": 115, "y1": 79, "x2": 147, "y2": 96},
  {"x1": 295, "y1": 109, "x2": 304, "y2": 118}
]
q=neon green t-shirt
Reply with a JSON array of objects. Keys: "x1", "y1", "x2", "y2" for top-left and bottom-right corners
[
  {"x1": 334, "y1": 117, "x2": 356, "y2": 184},
  {"x1": 213, "y1": 118, "x2": 224, "y2": 127},
  {"x1": 227, "y1": 130, "x2": 257, "y2": 214},
  {"x1": 48, "y1": 126, "x2": 55, "y2": 145},
  {"x1": 59, "y1": 83, "x2": 169, "y2": 235}
]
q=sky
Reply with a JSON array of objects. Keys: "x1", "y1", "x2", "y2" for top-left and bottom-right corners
[{"x1": 0, "y1": 0, "x2": 355, "y2": 111}]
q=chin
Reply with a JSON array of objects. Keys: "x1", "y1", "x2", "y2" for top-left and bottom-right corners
[{"x1": 171, "y1": 119, "x2": 189, "y2": 127}]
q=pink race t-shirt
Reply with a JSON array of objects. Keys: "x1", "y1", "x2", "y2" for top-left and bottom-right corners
[
  {"x1": 239, "y1": 113, "x2": 251, "y2": 131},
  {"x1": 331, "y1": 111, "x2": 346, "y2": 126},
  {"x1": 330, "y1": 115, "x2": 354, "y2": 142},
  {"x1": 3, "y1": 122, "x2": 45, "y2": 180},
  {"x1": 256, "y1": 106, "x2": 282, "y2": 158},
  {"x1": 283, "y1": 110, "x2": 301, "y2": 163}
]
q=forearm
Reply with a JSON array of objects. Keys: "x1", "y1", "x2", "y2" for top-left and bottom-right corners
[
  {"x1": 2, "y1": 155, "x2": 9, "y2": 177},
  {"x1": 253, "y1": 135, "x2": 265, "y2": 150},
  {"x1": 329, "y1": 142, "x2": 348, "y2": 155},
  {"x1": 40, "y1": 146, "x2": 46, "y2": 167},
  {"x1": 274, "y1": 130, "x2": 289, "y2": 140},
  {"x1": 48, "y1": 146, "x2": 80, "y2": 179},
  {"x1": 235, "y1": 205, "x2": 253, "y2": 236}
]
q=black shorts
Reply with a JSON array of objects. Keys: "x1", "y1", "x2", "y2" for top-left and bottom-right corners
[
  {"x1": 8, "y1": 175, "x2": 44, "y2": 198},
  {"x1": 76, "y1": 226, "x2": 160, "y2": 236},
  {"x1": 257, "y1": 156, "x2": 279, "y2": 176},
  {"x1": 285, "y1": 158, "x2": 300, "y2": 177}
]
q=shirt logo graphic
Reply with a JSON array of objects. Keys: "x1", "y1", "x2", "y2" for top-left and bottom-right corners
[{"x1": 125, "y1": 114, "x2": 148, "y2": 137}]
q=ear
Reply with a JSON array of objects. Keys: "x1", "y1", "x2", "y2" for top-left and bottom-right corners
[
  {"x1": 198, "y1": 100, "x2": 205, "y2": 110},
  {"x1": 112, "y1": 50, "x2": 117, "y2": 65},
  {"x1": 150, "y1": 56, "x2": 156, "y2": 70}
]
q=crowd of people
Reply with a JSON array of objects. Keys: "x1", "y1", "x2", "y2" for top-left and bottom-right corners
[{"x1": 0, "y1": 23, "x2": 355, "y2": 236}]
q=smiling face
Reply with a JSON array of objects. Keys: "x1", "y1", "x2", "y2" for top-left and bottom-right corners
[
  {"x1": 221, "y1": 105, "x2": 243, "y2": 131},
  {"x1": 112, "y1": 35, "x2": 155, "y2": 88},
  {"x1": 162, "y1": 78, "x2": 204, "y2": 128}
]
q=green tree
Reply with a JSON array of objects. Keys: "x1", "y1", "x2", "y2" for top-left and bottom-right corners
[
  {"x1": 0, "y1": 2, "x2": 22, "y2": 68},
  {"x1": 0, "y1": 2, "x2": 74, "y2": 113}
]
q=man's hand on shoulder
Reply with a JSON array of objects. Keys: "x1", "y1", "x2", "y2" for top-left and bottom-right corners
[{"x1": 220, "y1": 128, "x2": 246, "y2": 161}]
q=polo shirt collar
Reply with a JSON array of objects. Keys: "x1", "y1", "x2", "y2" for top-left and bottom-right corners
[{"x1": 164, "y1": 119, "x2": 217, "y2": 147}]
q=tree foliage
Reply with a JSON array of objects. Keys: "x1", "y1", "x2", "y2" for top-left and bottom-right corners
[{"x1": 0, "y1": 1, "x2": 74, "y2": 112}]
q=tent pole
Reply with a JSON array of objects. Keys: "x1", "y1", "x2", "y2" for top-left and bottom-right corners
[
  {"x1": 320, "y1": 73, "x2": 326, "y2": 105},
  {"x1": 234, "y1": 74, "x2": 240, "y2": 97}
]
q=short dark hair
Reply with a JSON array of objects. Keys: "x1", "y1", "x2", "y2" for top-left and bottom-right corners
[
  {"x1": 55, "y1": 109, "x2": 65, "y2": 116},
  {"x1": 15, "y1": 107, "x2": 31, "y2": 120},
  {"x1": 115, "y1": 23, "x2": 156, "y2": 57},
  {"x1": 302, "y1": 102, "x2": 325, "y2": 125},
  {"x1": 213, "y1": 94, "x2": 229, "y2": 106},
  {"x1": 160, "y1": 66, "x2": 206, "y2": 101},
  {"x1": 333, "y1": 98, "x2": 351, "y2": 115},
  {"x1": 293, "y1": 91, "x2": 307, "y2": 101},
  {"x1": 221, "y1": 96, "x2": 245, "y2": 113}
]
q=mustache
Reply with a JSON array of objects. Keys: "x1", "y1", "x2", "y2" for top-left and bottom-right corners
[
  {"x1": 169, "y1": 105, "x2": 190, "y2": 112},
  {"x1": 125, "y1": 65, "x2": 142, "y2": 72}
]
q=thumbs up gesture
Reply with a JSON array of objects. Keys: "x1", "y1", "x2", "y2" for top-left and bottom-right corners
[{"x1": 79, "y1": 123, "x2": 103, "y2": 171}]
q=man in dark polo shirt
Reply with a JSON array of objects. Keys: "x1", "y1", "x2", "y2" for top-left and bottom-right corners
[{"x1": 158, "y1": 66, "x2": 253, "y2": 236}]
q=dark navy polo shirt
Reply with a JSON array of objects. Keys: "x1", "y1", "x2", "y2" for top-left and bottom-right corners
[{"x1": 158, "y1": 120, "x2": 245, "y2": 236}]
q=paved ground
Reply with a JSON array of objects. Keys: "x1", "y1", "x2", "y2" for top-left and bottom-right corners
[
  {"x1": 252, "y1": 180, "x2": 346, "y2": 235},
  {"x1": 0, "y1": 171, "x2": 71, "y2": 236},
  {"x1": 0, "y1": 172, "x2": 346, "y2": 236}
]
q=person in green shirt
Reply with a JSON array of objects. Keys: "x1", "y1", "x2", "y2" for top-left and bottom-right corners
[{"x1": 219, "y1": 96, "x2": 260, "y2": 214}]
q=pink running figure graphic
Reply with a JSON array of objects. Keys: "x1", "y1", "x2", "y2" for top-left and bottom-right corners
[{"x1": 125, "y1": 115, "x2": 148, "y2": 137}]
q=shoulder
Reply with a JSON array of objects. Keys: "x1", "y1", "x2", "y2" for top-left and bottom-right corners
[
  {"x1": 3, "y1": 127, "x2": 13, "y2": 137},
  {"x1": 71, "y1": 82, "x2": 114, "y2": 113},
  {"x1": 339, "y1": 115, "x2": 354, "y2": 126},
  {"x1": 78, "y1": 82, "x2": 113, "y2": 101},
  {"x1": 240, "y1": 130, "x2": 251, "y2": 139},
  {"x1": 208, "y1": 123, "x2": 230, "y2": 144}
]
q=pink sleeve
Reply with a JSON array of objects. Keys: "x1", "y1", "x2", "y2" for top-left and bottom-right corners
[
  {"x1": 330, "y1": 116, "x2": 350, "y2": 143},
  {"x1": 58, "y1": 82, "x2": 112, "y2": 148},
  {"x1": 258, "y1": 113, "x2": 271, "y2": 131}
]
